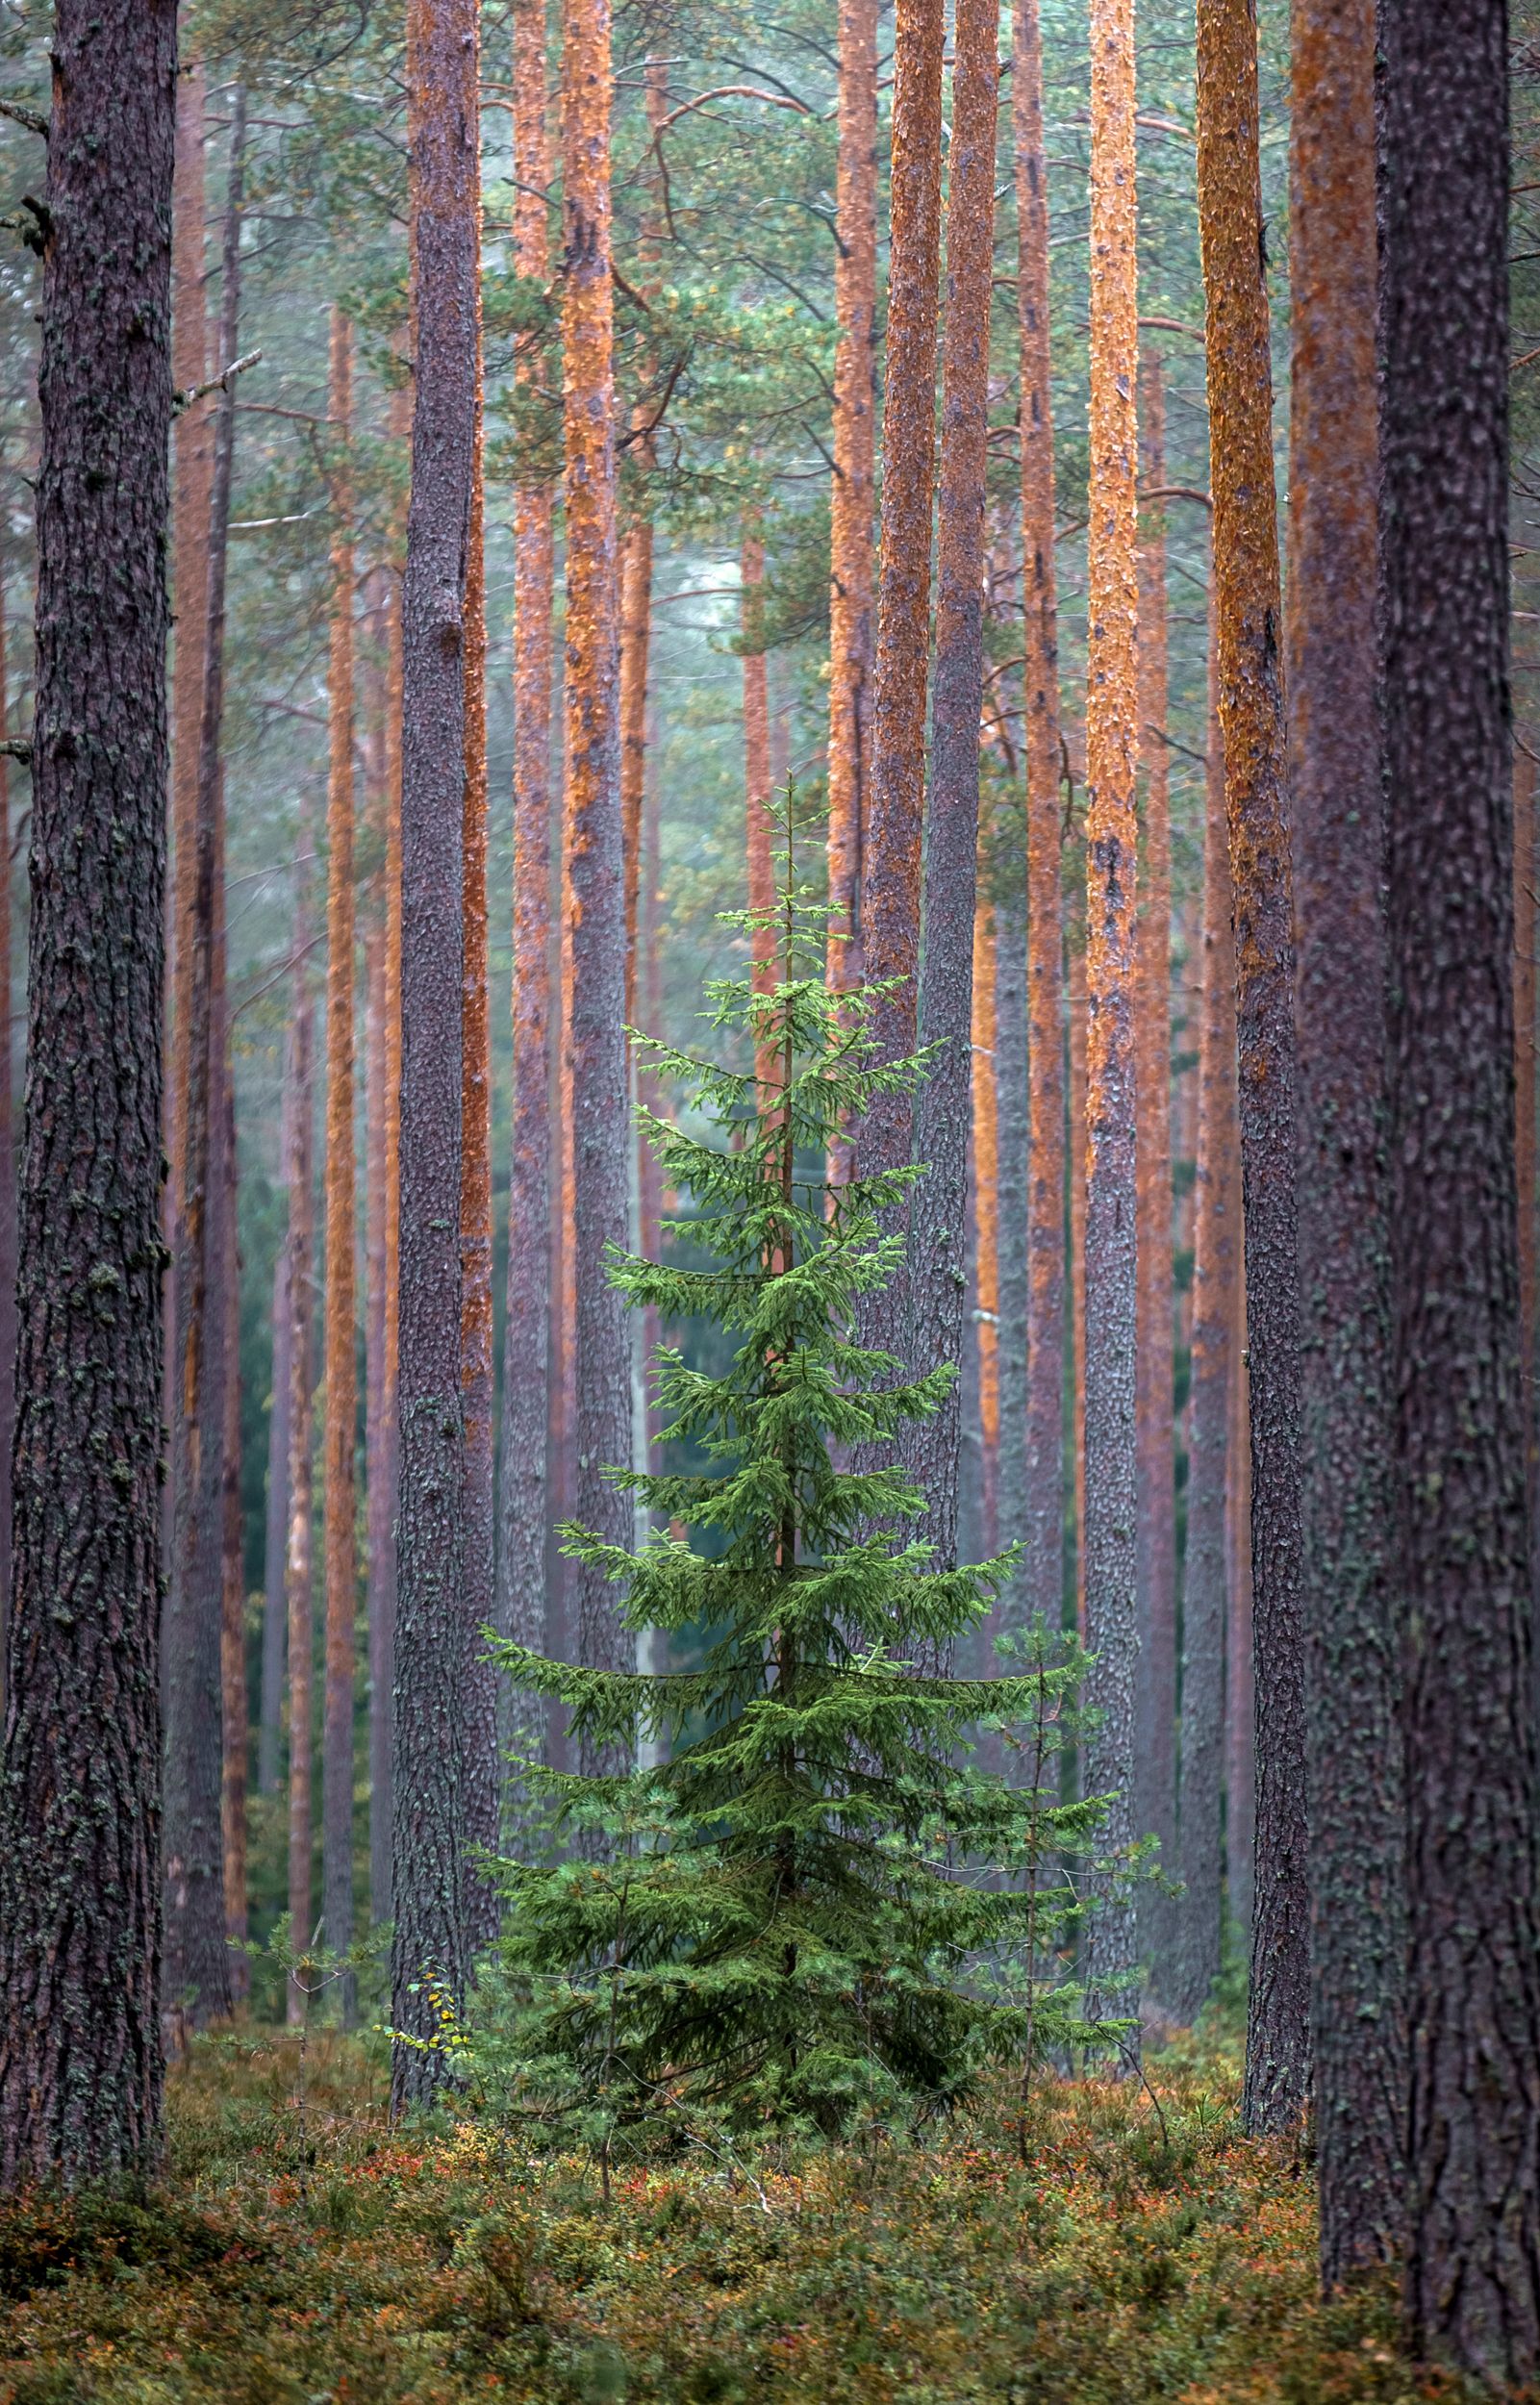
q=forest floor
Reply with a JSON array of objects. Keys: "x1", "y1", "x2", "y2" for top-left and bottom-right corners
[{"x1": 0, "y1": 2019, "x2": 1497, "y2": 2405}]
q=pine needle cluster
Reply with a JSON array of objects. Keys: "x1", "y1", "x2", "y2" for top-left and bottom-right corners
[{"x1": 486, "y1": 828, "x2": 1102, "y2": 2149}]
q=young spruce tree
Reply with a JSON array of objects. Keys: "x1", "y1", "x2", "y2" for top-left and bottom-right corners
[{"x1": 486, "y1": 828, "x2": 1100, "y2": 2147}]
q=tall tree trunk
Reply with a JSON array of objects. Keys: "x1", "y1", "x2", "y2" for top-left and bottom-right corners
[
  {"x1": 498, "y1": 0, "x2": 555, "y2": 1846},
  {"x1": 907, "y1": 0, "x2": 998, "y2": 1565},
  {"x1": 857, "y1": 0, "x2": 945, "y2": 1231},
  {"x1": 166, "y1": 88, "x2": 245, "y2": 2033},
  {"x1": 462, "y1": 296, "x2": 500, "y2": 1952},
  {"x1": 1134, "y1": 355, "x2": 1175, "y2": 1998},
  {"x1": 1015, "y1": 0, "x2": 1065, "y2": 1638},
  {"x1": 620, "y1": 520, "x2": 654, "y2": 1024},
  {"x1": 1516, "y1": 748, "x2": 1537, "y2": 1498},
  {"x1": 743, "y1": 525, "x2": 776, "y2": 1017},
  {"x1": 1069, "y1": 943, "x2": 1087, "y2": 1638},
  {"x1": 1381, "y1": 0, "x2": 1540, "y2": 2377},
  {"x1": 827, "y1": 0, "x2": 878, "y2": 992},
  {"x1": 1195, "y1": 0, "x2": 1309, "y2": 2135},
  {"x1": 1081, "y1": 0, "x2": 1140, "y2": 2037},
  {"x1": 260, "y1": 1076, "x2": 292, "y2": 1798},
  {"x1": 218, "y1": 1047, "x2": 247, "y2": 2000},
  {"x1": 993, "y1": 872, "x2": 1030, "y2": 1601},
  {"x1": 1174, "y1": 598, "x2": 1235, "y2": 2024},
  {"x1": 972, "y1": 908, "x2": 999, "y2": 1555},
  {"x1": 1224, "y1": 1260, "x2": 1253, "y2": 1937},
  {"x1": 0, "y1": 0, "x2": 176, "y2": 2184},
  {"x1": 0, "y1": 574, "x2": 16, "y2": 1712},
  {"x1": 284, "y1": 882, "x2": 316, "y2": 2027},
  {"x1": 166, "y1": 58, "x2": 212, "y2": 1650},
  {"x1": 1288, "y1": 0, "x2": 1405, "y2": 2284},
  {"x1": 322, "y1": 307, "x2": 358, "y2": 2007},
  {"x1": 563, "y1": 0, "x2": 633, "y2": 1746},
  {"x1": 392, "y1": 0, "x2": 478, "y2": 2097},
  {"x1": 368, "y1": 404, "x2": 406, "y2": 1924}
]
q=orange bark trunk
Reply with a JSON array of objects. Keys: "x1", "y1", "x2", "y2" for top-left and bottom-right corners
[
  {"x1": 1015, "y1": 0, "x2": 1065, "y2": 1633},
  {"x1": 562, "y1": 0, "x2": 634, "y2": 1709},
  {"x1": 321, "y1": 308, "x2": 358, "y2": 2003},
  {"x1": 1134, "y1": 352, "x2": 1175, "y2": 1992},
  {"x1": 1081, "y1": 0, "x2": 1140, "y2": 2027},
  {"x1": 826, "y1": 0, "x2": 878, "y2": 982},
  {"x1": 462, "y1": 268, "x2": 500, "y2": 1937},
  {"x1": 501, "y1": 0, "x2": 557, "y2": 1817},
  {"x1": 859, "y1": 0, "x2": 945, "y2": 1185},
  {"x1": 1196, "y1": 0, "x2": 1309, "y2": 2132}
]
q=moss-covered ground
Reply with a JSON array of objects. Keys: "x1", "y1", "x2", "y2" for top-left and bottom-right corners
[{"x1": 0, "y1": 2026, "x2": 1497, "y2": 2404}]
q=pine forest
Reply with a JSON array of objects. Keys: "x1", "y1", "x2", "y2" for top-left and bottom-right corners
[{"x1": 0, "y1": 0, "x2": 1535, "y2": 2393}]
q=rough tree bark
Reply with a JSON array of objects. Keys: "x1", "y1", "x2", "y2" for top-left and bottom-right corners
[
  {"x1": 1081, "y1": 0, "x2": 1140, "y2": 2036},
  {"x1": 165, "y1": 88, "x2": 245, "y2": 2033},
  {"x1": 0, "y1": 575, "x2": 16, "y2": 1711},
  {"x1": 1174, "y1": 598, "x2": 1236, "y2": 2025},
  {"x1": 392, "y1": 0, "x2": 479, "y2": 2099},
  {"x1": 462, "y1": 296, "x2": 500, "y2": 1954},
  {"x1": 0, "y1": 0, "x2": 176, "y2": 2186},
  {"x1": 368, "y1": 392, "x2": 406, "y2": 1923},
  {"x1": 1069, "y1": 938, "x2": 1087, "y2": 1638},
  {"x1": 743, "y1": 524, "x2": 776, "y2": 1026},
  {"x1": 322, "y1": 307, "x2": 358, "y2": 2003},
  {"x1": 857, "y1": 0, "x2": 945, "y2": 1237},
  {"x1": 826, "y1": 0, "x2": 878, "y2": 991},
  {"x1": 218, "y1": 1039, "x2": 246, "y2": 1998},
  {"x1": 1380, "y1": 0, "x2": 1540, "y2": 2378},
  {"x1": 907, "y1": 0, "x2": 999, "y2": 1566},
  {"x1": 563, "y1": 0, "x2": 634, "y2": 1744},
  {"x1": 1134, "y1": 355, "x2": 1175, "y2": 1996},
  {"x1": 284, "y1": 934, "x2": 316, "y2": 2029},
  {"x1": 260, "y1": 1071, "x2": 292, "y2": 1798},
  {"x1": 166, "y1": 55, "x2": 212, "y2": 1699},
  {"x1": 972, "y1": 905, "x2": 999, "y2": 1557},
  {"x1": 1516, "y1": 747, "x2": 1537, "y2": 1495},
  {"x1": 1195, "y1": 0, "x2": 1309, "y2": 2134},
  {"x1": 1287, "y1": 0, "x2": 1405, "y2": 2285},
  {"x1": 1015, "y1": 0, "x2": 1066, "y2": 1639},
  {"x1": 497, "y1": 0, "x2": 555, "y2": 1847}
]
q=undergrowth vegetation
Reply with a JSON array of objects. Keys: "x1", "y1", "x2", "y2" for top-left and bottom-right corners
[{"x1": 0, "y1": 2025, "x2": 1497, "y2": 2405}]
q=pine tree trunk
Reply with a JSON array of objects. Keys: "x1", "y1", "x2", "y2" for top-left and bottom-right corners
[
  {"x1": 563, "y1": 0, "x2": 634, "y2": 1744},
  {"x1": 858, "y1": 0, "x2": 945, "y2": 1226},
  {"x1": 1195, "y1": 0, "x2": 1309, "y2": 2134},
  {"x1": 972, "y1": 907, "x2": 998, "y2": 1556},
  {"x1": 1133, "y1": 356, "x2": 1175, "y2": 2000},
  {"x1": 1380, "y1": 0, "x2": 1540, "y2": 2375},
  {"x1": 743, "y1": 526, "x2": 776, "y2": 1018},
  {"x1": 322, "y1": 308, "x2": 358, "y2": 2007},
  {"x1": 0, "y1": 575, "x2": 16, "y2": 1713},
  {"x1": 1081, "y1": 0, "x2": 1140, "y2": 2037},
  {"x1": 907, "y1": 0, "x2": 998, "y2": 1566},
  {"x1": 1069, "y1": 947, "x2": 1087, "y2": 1639},
  {"x1": 1224, "y1": 1259, "x2": 1253, "y2": 1939},
  {"x1": 166, "y1": 89, "x2": 245, "y2": 2033},
  {"x1": 368, "y1": 425, "x2": 405, "y2": 1924},
  {"x1": 219, "y1": 1042, "x2": 247, "y2": 1999},
  {"x1": 620, "y1": 521, "x2": 654, "y2": 1025},
  {"x1": 261, "y1": 1074, "x2": 293, "y2": 1797},
  {"x1": 826, "y1": 0, "x2": 878, "y2": 990},
  {"x1": 993, "y1": 874, "x2": 1030, "y2": 1597},
  {"x1": 497, "y1": 0, "x2": 555, "y2": 1846},
  {"x1": 392, "y1": 0, "x2": 479, "y2": 2094},
  {"x1": 1174, "y1": 601, "x2": 1235, "y2": 2025},
  {"x1": 284, "y1": 905, "x2": 316, "y2": 2028},
  {"x1": 1015, "y1": 0, "x2": 1065, "y2": 1638},
  {"x1": 462, "y1": 316, "x2": 500, "y2": 1952},
  {"x1": 0, "y1": 0, "x2": 176, "y2": 2183},
  {"x1": 166, "y1": 58, "x2": 212, "y2": 1631},
  {"x1": 1515, "y1": 748, "x2": 1537, "y2": 1500},
  {"x1": 1287, "y1": 0, "x2": 1405, "y2": 2283}
]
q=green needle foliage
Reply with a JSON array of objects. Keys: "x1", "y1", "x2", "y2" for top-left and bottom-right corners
[{"x1": 486, "y1": 819, "x2": 1104, "y2": 2152}]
